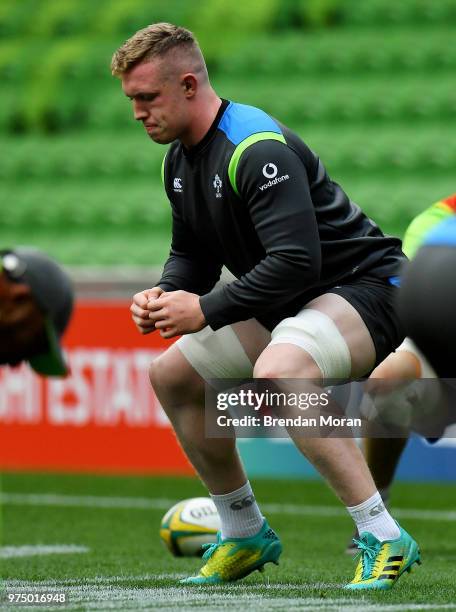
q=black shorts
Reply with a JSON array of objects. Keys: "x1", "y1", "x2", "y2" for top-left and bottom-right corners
[{"x1": 328, "y1": 273, "x2": 405, "y2": 367}]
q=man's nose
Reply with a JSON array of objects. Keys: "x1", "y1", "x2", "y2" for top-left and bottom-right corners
[{"x1": 133, "y1": 100, "x2": 148, "y2": 121}]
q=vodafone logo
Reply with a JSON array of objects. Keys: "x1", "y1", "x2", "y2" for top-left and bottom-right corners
[
  {"x1": 262, "y1": 163, "x2": 278, "y2": 179},
  {"x1": 259, "y1": 162, "x2": 290, "y2": 192}
]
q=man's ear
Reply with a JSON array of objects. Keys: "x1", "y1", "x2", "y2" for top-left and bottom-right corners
[{"x1": 181, "y1": 74, "x2": 197, "y2": 98}]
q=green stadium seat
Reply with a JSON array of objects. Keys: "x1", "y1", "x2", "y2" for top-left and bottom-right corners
[{"x1": 1, "y1": 0, "x2": 455, "y2": 265}]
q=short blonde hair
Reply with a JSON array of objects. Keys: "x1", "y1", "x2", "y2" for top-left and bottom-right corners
[{"x1": 111, "y1": 22, "x2": 203, "y2": 76}]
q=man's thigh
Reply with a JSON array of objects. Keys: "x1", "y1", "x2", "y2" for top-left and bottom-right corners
[{"x1": 330, "y1": 275, "x2": 405, "y2": 367}]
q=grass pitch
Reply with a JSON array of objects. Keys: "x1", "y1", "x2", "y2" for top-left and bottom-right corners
[{"x1": 1, "y1": 473, "x2": 456, "y2": 610}]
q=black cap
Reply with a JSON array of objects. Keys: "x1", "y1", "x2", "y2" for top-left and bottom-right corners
[{"x1": 1, "y1": 248, "x2": 74, "y2": 376}]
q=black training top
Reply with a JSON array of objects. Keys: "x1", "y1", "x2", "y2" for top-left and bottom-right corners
[{"x1": 158, "y1": 99, "x2": 405, "y2": 331}]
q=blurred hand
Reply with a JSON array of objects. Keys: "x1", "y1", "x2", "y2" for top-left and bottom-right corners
[
  {"x1": 147, "y1": 290, "x2": 206, "y2": 339},
  {"x1": 130, "y1": 287, "x2": 164, "y2": 334}
]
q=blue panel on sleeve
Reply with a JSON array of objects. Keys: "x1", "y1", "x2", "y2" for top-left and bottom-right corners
[
  {"x1": 423, "y1": 217, "x2": 456, "y2": 247},
  {"x1": 218, "y1": 102, "x2": 282, "y2": 145},
  {"x1": 388, "y1": 276, "x2": 401, "y2": 287}
]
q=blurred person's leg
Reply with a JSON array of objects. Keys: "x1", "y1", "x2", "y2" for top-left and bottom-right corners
[
  {"x1": 362, "y1": 340, "x2": 435, "y2": 495},
  {"x1": 364, "y1": 345, "x2": 420, "y2": 497}
]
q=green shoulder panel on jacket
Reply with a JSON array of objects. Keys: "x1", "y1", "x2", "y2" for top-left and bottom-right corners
[
  {"x1": 228, "y1": 132, "x2": 286, "y2": 197},
  {"x1": 161, "y1": 151, "x2": 168, "y2": 186}
]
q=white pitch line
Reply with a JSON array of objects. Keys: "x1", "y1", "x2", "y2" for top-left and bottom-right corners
[
  {"x1": 1, "y1": 492, "x2": 174, "y2": 510},
  {"x1": 5, "y1": 574, "x2": 187, "y2": 587},
  {"x1": 2, "y1": 491, "x2": 456, "y2": 522},
  {"x1": 2, "y1": 582, "x2": 456, "y2": 612},
  {"x1": 0, "y1": 544, "x2": 89, "y2": 559},
  {"x1": 4, "y1": 578, "x2": 339, "y2": 590},
  {"x1": 3, "y1": 579, "x2": 456, "y2": 611}
]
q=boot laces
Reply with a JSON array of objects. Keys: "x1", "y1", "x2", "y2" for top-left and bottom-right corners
[{"x1": 352, "y1": 537, "x2": 381, "y2": 579}]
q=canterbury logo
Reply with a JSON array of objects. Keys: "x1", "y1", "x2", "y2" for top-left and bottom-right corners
[
  {"x1": 369, "y1": 502, "x2": 385, "y2": 517},
  {"x1": 230, "y1": 494, "x2": 255, "y2": 511}
]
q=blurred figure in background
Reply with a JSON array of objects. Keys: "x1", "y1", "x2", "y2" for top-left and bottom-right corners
[
  {"x1": 0, "y1": 247, "x2": 73, "y2": 376},
  {"x1": 347, "y1": 193, "x2": 456, "y2": 553},
  {"x1": 399, "y1": 212, "x2": 456, "y2": 378}
]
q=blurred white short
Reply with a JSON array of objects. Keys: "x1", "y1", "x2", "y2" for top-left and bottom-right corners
[{"x1": 396, "y1": 337, "x2": 436, "y2": 378}]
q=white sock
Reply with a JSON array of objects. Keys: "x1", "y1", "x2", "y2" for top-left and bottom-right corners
[
  {"x1": 210, "y1": 481, "x2": 264, "y2": 539},
  {"x1": 347, "y1": 491, "x2": 400, "y2": 542}
]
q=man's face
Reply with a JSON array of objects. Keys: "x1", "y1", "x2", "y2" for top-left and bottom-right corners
[
  {"x1": 0, "y1": 274, "x2": 47, "y2": 367},
  {"x1": 121, "y1": 59, "x2": 190, "y2": 144}
]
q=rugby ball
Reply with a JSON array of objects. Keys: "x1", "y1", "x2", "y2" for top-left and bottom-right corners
[{"x1": 159, "y1": 497, "x2": 221, "y2": 557}]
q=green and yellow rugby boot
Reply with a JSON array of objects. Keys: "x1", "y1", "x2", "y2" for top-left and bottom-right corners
[
  {"x1": 344, "y1": 525, "x2": 421, "y2": 590},
  {"x1": 180, "y1": 520, "x2": 282, "y2": 585}
]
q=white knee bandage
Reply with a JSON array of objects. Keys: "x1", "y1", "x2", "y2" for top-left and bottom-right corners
[
  {"x1": 176, "y1": 325, "x2": 253, "y2": 382},
  {"x1": 269, "y1": 308, "x2": 351, "y2": 379}
]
